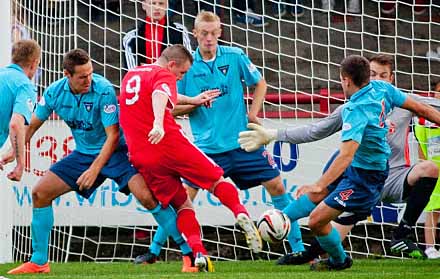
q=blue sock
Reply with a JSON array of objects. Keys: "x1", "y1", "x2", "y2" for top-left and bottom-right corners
[
  {"x1": 30, "y1": 206, "x2": 54, "y2": 265},
  {"x1": 282, "y1": 194, "x2": 316, "y2": 222},
  {"x1": 150, "y1": 205, "x2": 192, "y2": 255},
  {"x1": 316, "y1": 227, "x2": 346, "y2": 264},
  {"x1": 149, "y1": 226, "x2": 167, "y2": 256},
  {"x1": 272, "y1": 193, "x2": 304, "y2": 252}
]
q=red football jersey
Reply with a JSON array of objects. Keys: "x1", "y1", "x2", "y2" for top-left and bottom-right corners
[{"x1": 119, "y1": 64, "x2": 181, "y2": 150}]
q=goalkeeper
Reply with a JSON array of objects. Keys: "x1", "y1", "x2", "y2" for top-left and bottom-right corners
[
  {"x1": 8, "y1": 48, "x2": 195, "y2": 274},
  {"x1": 239, "y1": 54, "x2": 440, "y2": 264}
]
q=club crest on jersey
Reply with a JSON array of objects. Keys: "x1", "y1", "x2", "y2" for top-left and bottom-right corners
[
  {"x1": 218, "y1": 65, "x2": 229, "y2": 76},
  {"x1": 104, "y1": 104, "x2": 116, "y2": 114},
  {"x1": 83, "y1": 102, "x2": 93, "y2": 112},
  {"x1": 27, "y1": 98, "x2": 34, "y2": 112}
]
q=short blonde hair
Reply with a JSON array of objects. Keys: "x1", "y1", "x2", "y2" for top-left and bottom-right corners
[
  {"x1": 194, "y1": 11, "x2": 220, "y2": 29},
  {"x1": 11, "y1": 39, "x2": 41, "y2": 67}
]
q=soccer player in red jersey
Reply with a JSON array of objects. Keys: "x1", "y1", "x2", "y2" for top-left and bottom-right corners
[{"x1": 119, "y1": 44, "x2": 262, "y2": 272}]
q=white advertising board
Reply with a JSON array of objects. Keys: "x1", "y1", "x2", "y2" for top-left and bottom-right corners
[{"x1": 5, "y1": 118, "x2": 341, "y2": 226}]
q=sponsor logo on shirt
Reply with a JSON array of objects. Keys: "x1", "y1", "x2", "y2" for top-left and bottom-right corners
[
  {"x1": 83, "y1": 102, "x2": 93, "y2": 112},
  {"x1": 104, "y1": 104, "x2": 116, "y2": 114},
  {"x1": 65, "y1": 120, "x2": 93, "y2": 131},
  {"x1": 27, "y1": 98, "x2": 34, "y2": 112},
  {"x1": 342, "y1": 123, "x2": 352, "y2": 131},
  {"x1": 218, "y1": 65, "x2": 229, "y2": 76},
  {"x1": 193, "y1": 73, "x2": 207, "y2": 78},
  {"x1": 200, "y1": 85, "x2": 229, "y2": 98}
]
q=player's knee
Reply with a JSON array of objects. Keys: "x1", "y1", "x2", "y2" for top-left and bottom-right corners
[
  {"x1": 31, "y1": 188, "x2": 50, "y2": 207},
  {"x1": 424, "y1": 161, "x2": 439, "y2": 178},
  {"x1": 308, "y1": 215, "x2": 323, "y2": 233},
  {"x1": 136, "y1": 192, "x2": 157, "y2": 210},
  {"x1": 407, "y1": 161, "x2": 439, "y2": 186},
  {"x1": 262, "y1": 176, "x2": 285, "y2": 196}
]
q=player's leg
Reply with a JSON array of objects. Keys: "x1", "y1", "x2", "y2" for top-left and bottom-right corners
[
  {"x1": 424, "y1": 210, "x2": 440, "y2": 258},
  {"x1": 283, "y1": 150, "x2": 340, "y2": 222},
  {"x1": 170, "y1": 187, "x2": 213, "y2": 272},
  {"x1": 105, "y1": 147, "x2": 194, "y2": 269},
  {"x1": 307, "y1": 202, "x2": 352, "y2": 271},
  {"x1": 226, "y1": 146, "x2": 305, "y2": 253},
  {"x1": 8, "y1": 169, "x2": 74, "y2": 274},
  {"x1": 126, "y1": 174, "x2": 192, "y2": 262},
  {"x1": 308, "y1": 165, "x2": 386, "y2": 271},
  {"x1": 172, "y1": 137, "x2": 262, "y2": 253},
  {"x1": 386, "y1": 163, "x2": 437, "y2": 258},
  {"x1": 279, "y1": 150, "x2": 341, "y2": 255},
  {"x1": 277, "y1": 217, "x2": 356, "y2": 265},
  {"x1": 133, "y1": 181, "x2": 201, "y2": 265}
]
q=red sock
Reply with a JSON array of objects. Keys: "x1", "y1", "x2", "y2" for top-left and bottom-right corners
[
  {"x1": 177, "y1": 208, "x2": 207, "y2": 255},
  {"x1": 213, "y1": 181, "x2": 248, "y2": 218}
]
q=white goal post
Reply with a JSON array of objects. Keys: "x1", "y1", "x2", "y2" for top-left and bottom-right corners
[{"x1": 1, "y1": 0, "x2": 440, "y2": 264}]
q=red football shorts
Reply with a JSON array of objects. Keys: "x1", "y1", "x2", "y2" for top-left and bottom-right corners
[{"x1": 130, "y1": 130, "x2": 224, "y2": 208}]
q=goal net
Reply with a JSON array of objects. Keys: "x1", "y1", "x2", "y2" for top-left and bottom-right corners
[{"x1": 2, "y1": 0, "x2": 440, "y2": 263}]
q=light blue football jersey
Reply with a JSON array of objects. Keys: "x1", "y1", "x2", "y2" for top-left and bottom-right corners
[
  {"x1": 35, "y1": 73, "x2": 122, "y2": 154},
  {"x1": 0, "y1": 64, "x2": 36, "y2": 147},
  {"x1": 341, "y1": 80, "x2": 407, "y2": 171},
  {"x1": 178, "y1": 46, "x2": 262, "y2": 154}
]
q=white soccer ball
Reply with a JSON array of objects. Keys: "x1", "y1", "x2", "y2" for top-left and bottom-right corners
[{"x1": 257, "y1": 209, "x2": 291, "y2": 243}]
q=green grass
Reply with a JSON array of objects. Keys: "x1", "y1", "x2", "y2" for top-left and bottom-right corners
[{"x1": 0, "y1": 259, "x2": 439, "y2": 279}]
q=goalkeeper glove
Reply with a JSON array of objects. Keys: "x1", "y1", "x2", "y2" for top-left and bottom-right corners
[{"x1": 238, "y1": 123, "x2": 277, "y2": 152}]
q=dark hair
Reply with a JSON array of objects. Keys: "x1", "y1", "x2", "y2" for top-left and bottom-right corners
[
  {"x1": 11, "y1": 39, "x2": 41, "y2": 67},
  {"x1": 63, "y1": 48, "x2": 90, "y2": 74},
  {"x1": 340, "y1": 55, "x2": 370, "y2": 87},
  {"x1": 369, "y1": 54, "x2": 394, "y2": 71},
  {"x1": 161, "y1": 44, "x2": 193, "y2": 65}
]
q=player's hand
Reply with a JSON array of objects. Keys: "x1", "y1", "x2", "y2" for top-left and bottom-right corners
[
  {"x1": 192, "y1": 89, "x2": 220, "y2": 108},
  {"x1": 7, "y1": 164, "x2": 24, "y2": 182},
  {"x1": 77, "y1": 168, "x2": 99, "y2": 191},
  {"x1": 238, "y1": 123, "x2": 277, "y2": 152},
  {"x1": 294, "y1": 183, "x2": 324, "y2": 199},
  {"x1": 0, "y1": 148, "x2": 15, "y2": 170},
  {"x1": 148, "y1": 124, "x2": 165, "y2": 144}
]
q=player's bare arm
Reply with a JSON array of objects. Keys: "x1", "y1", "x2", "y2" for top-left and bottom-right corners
[
  {"x1": 25, "y1": 114, "x2": 45, "y2": 144},
  {"x1": 295, "y1": 140, "x2": 359, "y2": 199},
  {"x1": 402, "y1": 96, "x2": 440, "y2": 126},
  {"x1": 4, "y1": 113, "x2": 26, "y2": 181},
  {"x1": 77, "y1": 124, "x2": 119, "y2": 190},
  {"x1": 149, "y1": 91, "x2": 168, "y2": 144},
  {"x1": 248, "y1": 78, "x2": 267, "y2": 125}
]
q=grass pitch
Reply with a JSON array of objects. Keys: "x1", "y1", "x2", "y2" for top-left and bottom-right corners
[{"x1": 0, "y1": 259, "x2": 438, "y2": 279}]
